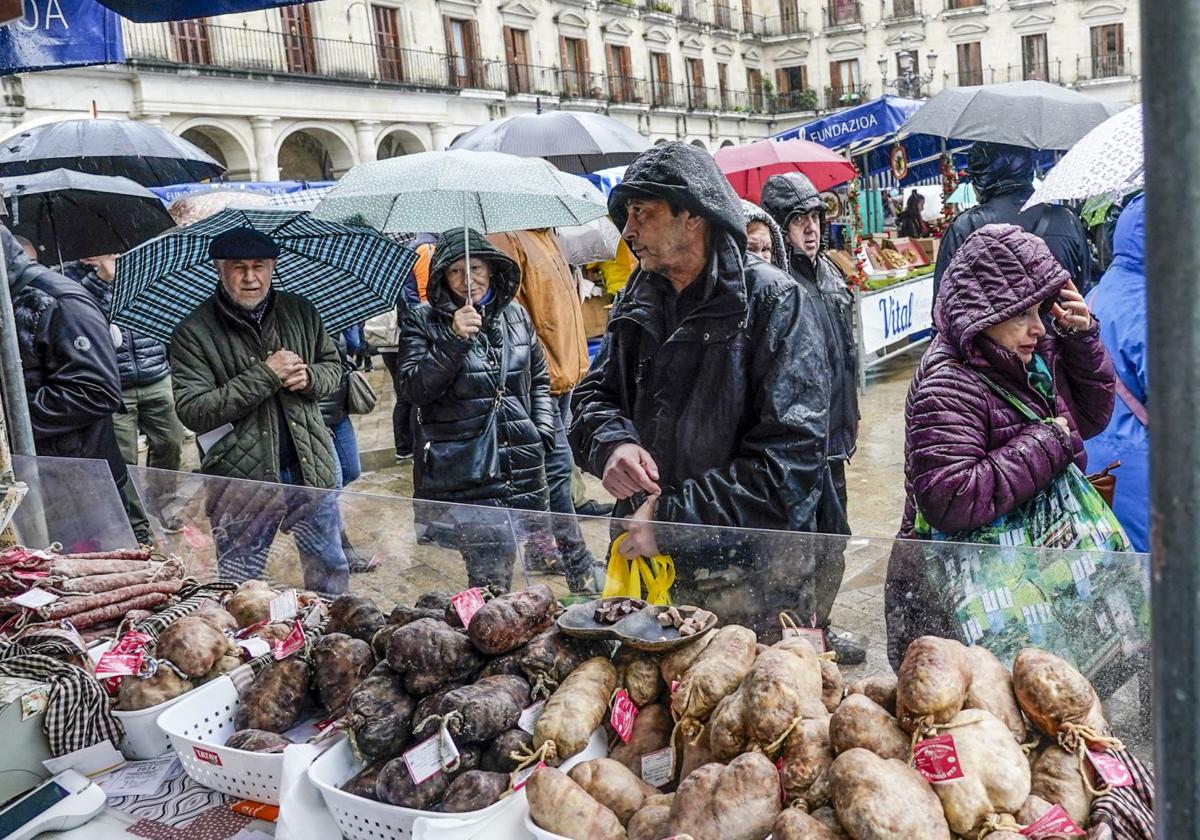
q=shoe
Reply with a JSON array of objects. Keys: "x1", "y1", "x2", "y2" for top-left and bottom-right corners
[
  {"x1": 394, "y1": 450, "x2": 413, "y2": 464},
  {"x1": 822, "y1": 625, "x2": 867, "y2": 665},
  {"x1": 523, "y1": 532, "x2": 561, "y2": 574},
  {"x1": 574, "y1": 499, "x2": 615, "y2": 517},
  {"x1": 567, "y1": 563, "x2": 607, "y2": 596},
  {"x1": 345, "y1": 545, "x2": 380, "y2": 574}
]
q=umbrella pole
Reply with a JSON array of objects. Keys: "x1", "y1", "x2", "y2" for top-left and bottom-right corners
[{"x1": 463, "y1": 192, "x2": 472, "y2": 305}]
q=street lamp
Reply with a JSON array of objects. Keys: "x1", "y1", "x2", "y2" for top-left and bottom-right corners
[{"x1": 879, "y1": 47, "x2": 938, "y2": 98}]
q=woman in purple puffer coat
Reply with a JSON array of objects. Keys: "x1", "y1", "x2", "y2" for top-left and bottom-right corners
[{"x1": 885, "y1": 223, "x2": 1115, "y2": 668}]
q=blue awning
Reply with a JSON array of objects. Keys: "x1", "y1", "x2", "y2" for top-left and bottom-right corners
[
  {"x1": 95, "y1": 0, "x2": 311, "y2": 22},
  {"x1": 0, "y1": 0, "x2": 124, "y2": 76},
  {"x1": 774, "y1": 95, "x2": 925, "y2": 153}
]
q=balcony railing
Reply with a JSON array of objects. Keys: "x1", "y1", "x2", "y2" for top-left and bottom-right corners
[
  {"x1": 997, "y1": 60, "x2": 1062, "y2": 84},
  {"x1": 608, "y1": 75, "x2": 648, "y2": 104},
  {"x1": 884, "y1": 0, "x2": 922, "y2": 20},
  {"x1": 824, "y1": 83, "x2": 870, "y2": 107},
  {"x1": 676, "y1": 0, "x2": 711, "y2": 25},
  {"x1": 641, "y1": 0, "x2": 676, "y2": 15},
  {"x1": 825, "y1": 0, "x2": 863, "y2": 27},
  {"x1": 506, "y1": 63, "x2": 560, "y2": 96},
  {"x1": 944, "y1": 0, "x2": 985, "y2": 9},
  {"x1": 942, "y1": 68, "x2": 993, "y2": 87},
  {"x1": 713, "y1": 2, "x2": 736, "y2": 30},
  {"x1": 559, "y1": 70, "x2": 608, "y2": 100},
  {"x1": 762, "y1": 10, "x2": 810, "y2": 36},
  {"x1": 1076, "y1": 51, "x2": 1133, "y2": 81},
  {"x1": 742, "y1": 10, "x2": 766, "y2": 33},
  {"x1": 773, "y1": 88, "x2": 819, "y2": 112}
]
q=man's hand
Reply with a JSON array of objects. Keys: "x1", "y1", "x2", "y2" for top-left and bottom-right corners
[
  {"x1": 265, "y1": 349, "x2": 305, "y2": 383},
  {"x1": 452, "y1": 304, "x2": 482, "y2": 339},
  {"x1": 621, "y1": 495, "x2": 660, "y2": 559},
  {"x1": 282, "y1": 367, "x2": 310, "y2": 392},
  {"x1": 602, "y1": 443, "x2": 661, "y2": 499}
]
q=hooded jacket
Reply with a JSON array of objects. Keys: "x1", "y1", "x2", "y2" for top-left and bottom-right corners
[
  {"x1": 67, "y1": 263, "x2": 172, "y2": 388},
  {"x1": 740, "y1": 199, "x2": 787, "y2": 270},
  {"x1": 3, "y1": 225, "x2": 126, "y2": 482},
  {"x1": 761, "y1": 172, "x2": 860, "y2": 461},
  {"x1": 571, "y1": 142, "x2": 832, "y2": 536},
  {"x1": 1083, "y1": 194, "x2": 1148, "y2": 551},
  {"x1": 398, "y1": 228, "x2": 554, "y2": 510}
]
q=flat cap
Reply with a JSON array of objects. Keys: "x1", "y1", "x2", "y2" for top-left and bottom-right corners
[{"x1": 208, "y1": 227, "x2": 280, "y2": 260}]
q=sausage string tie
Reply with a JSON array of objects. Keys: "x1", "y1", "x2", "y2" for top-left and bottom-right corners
[
  {"x1": 414, "y1": 710, "x2": 463, "y2": 773},
  {"x1": 1057, "y1": 723, "x2": 1123, "y2": 797},
  {"x1": 506, "y1": 740, "x2": 553, "y2": 795},
  {"x1": 978, "y1": 813, "x2": 1026, "y2": 838},
  {"x1": 907, "y1": 714, "x2": 981, "y2": 765},
  {"x1": 529, "y1": 671, "x2": 558, "y2": 701},
  {"x1": 760, "y1": 712, "x2": 804, "y2": 759}
]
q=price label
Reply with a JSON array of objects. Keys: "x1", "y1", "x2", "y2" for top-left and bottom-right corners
[
  {"x1": 1087, "y1": 750, "x2": 1134, "y2": 789},
  {"x1": 95, "y1": 650, "x2": 145, "y2": 680},
  {"x1": 781, "y1": 626, "x2": 828, "y2": 654},
  {"x1": 237, "y1": 636, "x2": 271, "y2": 659},
  {"x1": 11, "y1": 588, "x2": 59, "y2": 609},
  {"x1": 1020, "y1": 804, "x2": 1086, "y2": 837},
  {"x1": 912, "y1": 734, "x2": 964, "y2": 783},
  {"x1": 641, "y1": 746, "x2": 674, "y2": 787},
  {"x1": 273, "y1": 621, "x2": 305, "y2": 660},
  {"x1": 12, "y1": 569, "x2": 47, "y2": 581},
  {"x1": 269, "y1": 589, "x2": 299, "y2": 622},
  {"x1": 193, "y1": 746, "x2": 222, "y2": 766},
  {"x1": 235, "y1": 619, "x2": 269, "y2": 639},
  {"x1": 610, "y1": 689, "x2": 638, "y2": 743},
  {"x1": 403, "y1": 733, "x2": 457, "y2": 786},
  {"x1": 518, "y1": 700, "x2": 545, "y2": 734},
  {"x1": 111, "y1": 631, "x2": 153, "y2": 655},
  {"x1": 512, "y1": 760, "x2": 545, "y2": 791},
  {"x1": 451, "y1": 587, "x2": 486, "y2": 628},
  {"x1": 670, "y1": 680, "x2": 679, "y2": 695}
]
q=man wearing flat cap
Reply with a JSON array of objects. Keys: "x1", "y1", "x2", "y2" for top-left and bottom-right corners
[
  {"x1": 170, "y1": 227, "x2": 349, "y2": 593},
  {"x1": 570, "y1": 141, "x2": 835, "y2": 639}
]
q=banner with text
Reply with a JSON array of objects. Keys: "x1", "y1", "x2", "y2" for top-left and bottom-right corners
[
  {"x1": 0, "y1": 0, "x2": 124, "y2": 76},
  {"x1": 858, "y1": 274, "x2": 934, "y2": 356}
]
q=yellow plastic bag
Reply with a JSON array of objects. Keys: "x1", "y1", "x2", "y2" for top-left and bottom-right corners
[{"x1": 602, "y1": 533, "x2": 675, "y2": 606}]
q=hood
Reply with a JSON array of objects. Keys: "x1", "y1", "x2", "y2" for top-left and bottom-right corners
[
  {"x1": 427, "y1": 228, "x2": 521, "y2": 318},
  {"x1": 760, "y1": 172, "x2": 824, "y2": 231},
  {"x1": 933, "y1": 223, "x2": 1069, "y2": 357},
  {"x1": 741, "y1": 199, "x2": 788, "y2": 270},
  {"x1": 0, "y1": 223, "x2": 35, "y2": 290},
  {"x1": 967, "y1": 142, "x2": 1035, "y2": 203},
  {"x1": 609, "y1": 142, "x2": 747, "y2": 251},
  {"x1": 1111, "y1": 193, "x2": 1145, "y2": 272}
]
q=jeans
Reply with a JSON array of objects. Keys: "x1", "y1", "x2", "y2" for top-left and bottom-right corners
[
  {"x1": 416, "y1": 502, "x2": 520, "y2": 590},
  {"x1": 546, "y1": 392, "x2": 594, "y2": 584},
  {"x1": 329, "y1": 416, "x2": 361, "y2": 486},
  {"x1": 814, "y1": 459, "x2": 850, "y2": 625},
  {"x1": 111, "y1": 376, "x2": 185, "y2": 470},
  {"x1": 210, "y1": 465, "x2": 350, "y2": 594},
  {"x1": 380, "y1": 352, "x2": 412, "y2": 455}
]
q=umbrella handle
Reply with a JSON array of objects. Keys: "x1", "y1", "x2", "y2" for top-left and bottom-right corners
[{"x1": 463, "y1": 192, "x2": 472, "y2": 306}]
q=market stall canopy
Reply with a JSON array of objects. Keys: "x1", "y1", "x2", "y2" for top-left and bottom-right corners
[
  {"x1": 0, "y1": 119, "x2": 225, "y2": 187},
  {"x1": 0, "y1": 0, "x2": 123, "y2": 75},
  {"x1": 583, "y1": 165, "x2": 627, "y2": 197},
  {"x1": 93, "y1": 0, "x2": 314, "y2": 21},
  {"x1": 714, "y1": 138, "x2": 855, "y2": 204},
  {"x1": 1023, "y1": 104, "x2": 1142, "y2": 210},
  {"x1": 111, "y1": 209, "x2": 417, "y2": 344},
  {"x1": 775, "y1": 95, "x2": 924, "y2": 154},
  {"x1": 556, "y1": 215, "x2": 621, "y2": 265},
  {"x1": 168, "y1": 189, "x2": 272, "y2": 228},
  {"x1": 150, "y1": 181, "x2": 333, "y2": 204},
  {"x1": 448, "y1": 112, "x2": 650, "y2": 175},
  {"x1": 1, "y1": 168, "x2": 174, "y2": 264},
  {"x1": 898, "y1": 81, "x2": 1116, "y2": 150}
]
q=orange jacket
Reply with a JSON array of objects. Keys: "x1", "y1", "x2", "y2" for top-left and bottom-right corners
[{"x1": 413, "y1": 242, "x2": 434, "y2": 302}]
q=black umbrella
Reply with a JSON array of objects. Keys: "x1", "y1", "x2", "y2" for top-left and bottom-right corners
[
  {"x1": 0, "y1": 119, "x2": 225, "y2": 187},
  {"x1": 3, "y1": 169, "x2": 175, "y2": 265},
  {"x1": 448, "y1": 111, "x2": 649, "y2": 174}
]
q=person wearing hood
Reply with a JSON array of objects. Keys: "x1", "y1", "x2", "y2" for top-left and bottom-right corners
[
  {"x1": 398, "y1": 228, "x2": 557, "y2": 590},
  {"x1": 570, "y1": 141, "x2": 833, "y2": 637},
  {"x1": 760, "y1": 171, "x2": 863, "y2": 663},
  {"x1": 886, "y1": 223, "x2": 1115, "y2": 667},
  {"x1": 933, "y1": 142, "x2": 1093, "y2": 306},
  {"x1": 1083, "y1": 194, "x2": 1148, "y2": 552},
  {"x1": 741, "y1": 199, "x2": 787, "y2": 269}
]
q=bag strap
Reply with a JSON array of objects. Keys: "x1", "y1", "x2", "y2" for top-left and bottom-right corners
[
  {"x1": 936, "y1": 360, "x2": 1046, "y2": 423},
  {"x1": 1112, "y1": 376, "x2": 1149, "y2": 427}
]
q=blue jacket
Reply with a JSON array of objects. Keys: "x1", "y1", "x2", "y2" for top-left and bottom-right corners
[{"x1": 1083, "y1": 194, "x2": 1148, "y2": 551}]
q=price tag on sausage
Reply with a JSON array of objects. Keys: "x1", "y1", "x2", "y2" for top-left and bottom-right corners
[
  {"x1": 112, "y1": 631, "x2": 153, "y2": 655},
  {"x1": 237, "y1": 636, "x2": 271, "y2": 660},
  {"x1": 1087, "y1": 750, "x2": 1134, "y2": 789},
  {"x1": 273, "y1": 621, "x2": 305, "y2": 660},
  {"x1": 450, "y1": 587, "x2": 486, "y2": 628},
  {"x1": 610, "y1": 689, "x2": 638, "y2": 743},
  {"x1": 12, "y1": 570, "x2": 47, "y2": 581},
  {"x1": 518, "y1": 700, "x2": 545, "y2": 734},
  {"x1": 912, "y1": 734, "x2": 964, "y2": 783},
  {"x1": 95, "y1": 651, "x2": 145, "y2": 680},
  {"x1": 403, "y1": 733, "x2": 456, "y2": 786},
  {"x1": 781, "y1": 626, "x2": 828, "y2": 654},
  {"x1": 269, "y1": 589, "x2": 299, "y2": 622},
  {"x1": 512, "y1": 760, "x2": 546, "y2": 791},
  {"x1": 11, "y1": 588, "x2": 58, "y2": 609},
  {"x1": 1020, "y1": 804, "x2": 1086, "y2": 837},
  {"x1": 640, "y1": 746, "x2": 674, "y2": 787}
]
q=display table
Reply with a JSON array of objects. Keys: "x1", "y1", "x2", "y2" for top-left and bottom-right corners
[{"x1": 853, "y1": 271, "x2": 935, "y2": 387}]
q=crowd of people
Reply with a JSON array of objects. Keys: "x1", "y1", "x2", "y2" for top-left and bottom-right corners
[{"x1": 1, "y1": 139, "x2": 1150, "y2": 664}]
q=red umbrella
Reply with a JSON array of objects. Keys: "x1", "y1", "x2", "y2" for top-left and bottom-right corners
[{"x1": 715, "y1": 138, "x2": 856, "y2": 204}]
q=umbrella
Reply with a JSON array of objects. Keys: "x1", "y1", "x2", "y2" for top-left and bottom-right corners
[
  {"x1": 0, "y1": 119, "x2": 225, "y2": 187},
  {"x1": 714, "y1": 138, "x2": 856, "y2": 205},
  {"x1": 95, "y1": 1, "x2": 313, "y2": 21},
  {"x1": 0, "y1": 168, "x2": 174, "y2": 265},
  {"x1": 1023, "y1": 105, "x2": 1142, "y2": 210},
  {"x1": 266, "y1": 186, "x2": 334, "y2": 212},
  {"x1": 448, "y1": 112, "x2": 649, "y2": 175},
  {"x1": 946, "y1": 181, "x2": 977, "y2": 206},
  {"x1": 556, "y1": 216, "x2": 621, "y2": 265},
  {"x1": 169, "y1": 189, "x2": 272, "y2": 227},
  {"x1": 111, "y1": 209, "x2": 417, "y2": 344},
  {"x1": 899, "y1": 81, "x2": 1114, "y2": 151}
]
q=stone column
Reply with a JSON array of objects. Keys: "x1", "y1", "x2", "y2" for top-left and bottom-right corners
[
  {"x1": 353, "y1": 120, "x2": 379, "y2": 165},
  {"x1": 429, "y1": 122, "x2": 454, "y2": 152},
  {"x1": 251, "y1": 117, "x2": 279, "y2": 182}
]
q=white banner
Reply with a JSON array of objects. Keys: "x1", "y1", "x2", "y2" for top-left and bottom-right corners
[{"x1": 858, "y1": 274, "x2": 935, "y2": 356}]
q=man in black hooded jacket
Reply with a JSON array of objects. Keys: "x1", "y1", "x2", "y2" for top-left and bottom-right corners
[{"x1": 570, "y1": 142, "x2": 834, "y2": 637}]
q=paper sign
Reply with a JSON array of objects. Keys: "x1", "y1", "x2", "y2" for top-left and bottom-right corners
[
  {"x1": 451, "y1": 587, "x2": 486, "y2": 627},
  {"x1": 269, "y1": 589, "x2": 299, "y2": 622},
  {"x1": 610, "y1": 689, "x2": 638, "y2": 744},
  {"x1": 100, "y1": 756, "x2": 180, "y2": 798},
  {"x1": 44, "y1": 739, "x2": 125, "y2": 778},
  {"x1": 641, "y1": 747, "x2": 674, "y2": 787},
  {"x1": 273, "y1": 621, "x2": 305, "y2": 660},
  {"x1": 912, "y1": 734, "x2": 964, "y2": 783},
  {"x1": 512, "y1": 760, "x2": 545, "y2": 791},
  {"x1": 95, "y1": 651, "x2": 145, "y2": 680},
  {"x1": 1087, "y1": 750, "x2": 1134, "y2": 788},
  {"x1": 403, "y1": 734, "x2": 452, "y2": 786},
  {"x1": 11, "y1": 587, "x2": 59, "y2": 609},
  {"x1": 235, "y1": 619, "x2": 269, "y2": 639},
  {"x1": 237, "y1": 637, "x2": 271, "y2": 659},
  {"x1": 518, "y1": 700, "x2": 545, "y2": 734},
  {"x1": 193, "y1": 746, "x2": 222, "y2": 766},
  {"x1": 440, "y1": 726, "x2": 460, "y2": 769},
  {"x1": 1020, "y1": 804, "x2": 1086, "y2": 837},
  {"x1": 20, "y1": 686, "x2": 48, "y2": 719},
  {"x1": 782, "y1": 626, "x2": 828, "y2": 653}
]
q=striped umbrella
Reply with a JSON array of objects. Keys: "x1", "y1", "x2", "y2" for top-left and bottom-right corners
[
  {"x1": 111, "y1": 208, "x2": 417, "y2": 344},
  {"x1": 266, "y1": 185, "x2": 334, "y2": 211}
]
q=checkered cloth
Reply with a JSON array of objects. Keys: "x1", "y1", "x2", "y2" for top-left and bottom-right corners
[{"x1": 1089, "y1": 748, "x2": 1155, "y2": 839}]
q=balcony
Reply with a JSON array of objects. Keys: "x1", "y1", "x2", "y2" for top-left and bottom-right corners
[
  {"x1": 741, "y1": 10, "x2": 766, "y2": 34},
  {"x1": 773, "y1": 88, "x2": 819, "y2": 112},
  {"x1": 883, "y1": 0, "x2": 924, "y2": 25},
  {"x1": 559, "y1": 70, "x2": 608, "y2": 101},
  {"x1": 123, "y1": 22, "x2": 509, "y2": 93},
  {"x1": 505, "y1": 63, "x2": 561, "y2": 97},
  {"x1": 824, "y1": 0, "x2": 864, "y2": 31},
  {"x1": 607, "y1": 75, "x2": 649, "y2": 105},
  {"x1": 943, "y1": 0, "x2": 986, "y2": 16},
  {"x1": 598, "y1": 0, "x2": 639, "y2": 14},
  {"x1": 641, "y1": 0, "x2": 676, "y2": 21},
  {"x1": 824, "y1": 83, "x2": 870, "y2": 107},
  {"x1": 941, "y1": 68, "x2": 994, "y2": 87},
  {"x1": 995, "y1": 60, "x2": 1063, "y2": 84},
  {"x1": 713, "y1": 2, "x2": 738, "y2": 30},
  {"x1": 1075, "y1": 51, "x2": 1135, "y2": 83},
  {"x1": 676, "y1": 0, "x2": 711, "y2": 28},
  {"x1": 760, "y1": 10, "x2": 811, "y2": 39}
]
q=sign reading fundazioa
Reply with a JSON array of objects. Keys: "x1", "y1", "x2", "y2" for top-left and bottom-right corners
[
  {"x1": 857, "y1": 274, "x2": 934, "y2": 356},
  {"x1": 0, "y1": 0, "x2": 124, "y2": 75}
]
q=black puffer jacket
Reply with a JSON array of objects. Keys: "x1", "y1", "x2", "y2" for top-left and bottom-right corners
[
  {"x1": 760, "y1": 172, "x2": 860, "y2": 461},
  {"x1": 3, "y1": 226, "x2": 126, "y2": 483},
  {"x1": 65, "y1": 263, "x2": 171, "y2": 388},
  {"x1": 571, "y1": 142, "x2": 832, "y2": 535},
  {"x1": 319, "y1": 334, "x2": 352, "y2": 428},
  {"x1": 398, "y1": 228, "x2": 554, "y2": 511}
]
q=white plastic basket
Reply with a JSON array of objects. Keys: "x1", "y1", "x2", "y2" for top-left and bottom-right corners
[
  {"x1": 89, "y1": 640, "x2": 185, "y2": 761},
  {"x1": 308, "y1": 727, "x2": 608, "y2": 840},
  {"x1": 156, "y1": 674, "x2": 326, "y2": 805},
  {"x1": 524, "y1": 811, "x2": 568, "y2": 840}
]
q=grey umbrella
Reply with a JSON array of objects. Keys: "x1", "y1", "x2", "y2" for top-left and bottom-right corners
[
  {"x1": 448, "y1": 111, "x2": 649, "y2": 174},
  {"x1": 898, "y1": 81, "x2": 1115, "y2": 150}
]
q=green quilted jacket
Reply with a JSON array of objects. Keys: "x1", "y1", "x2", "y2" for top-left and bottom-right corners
[{"x1": 170, "y1": 289, "x2": 341, "y2": 489}]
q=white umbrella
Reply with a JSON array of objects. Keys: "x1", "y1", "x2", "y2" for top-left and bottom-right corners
[{"x1": 1023, "y1": 105, "x2": 1143, "y2": 210}]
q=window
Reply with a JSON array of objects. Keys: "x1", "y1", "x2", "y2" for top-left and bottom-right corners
[
  {"x1": 746, "y1": 66, "x2": 764, "y2": 110},
  {"x1": 948, "y1": 0, "x2": 983, "y2": 7},
  {"x1": 606, "y1": 44, "x2": 636, "y2": 102},
  {"x1": 1090, "y1": 24, "x2": 1125, "y2": 78},
  {"x1": 956, "y1": 41, "x2": 983, "y2": 85},
  {"x1": 780, "y1": 0, "x2": 803, "y2": 34},
  {"x1": 714, "y1": 1, "x2": 733, "y2": 29},
  {"x1": 686, "y1": 57, "x2": 707, "y2": 108},
  {"x1": 828, "y1": 58, "x2": 860, "y2": 100},
  {"x1": 828, "y1": 0, "x2": 860, "y2": 26},
  {"x1": 716, "y1": 62, "x2": 729, "y2": 108},
  {"x1": 444, "y1": 17, "x2": 483, "y2": 87},
  {"x1": 1021, "y1": 33, "x2": 1048, "y2": 81},
  {"x1": 169, "y1": 18, "x2": 211, "y2": 64},
  {"x1": 373, "y1": 5, "x2": 403, "y2": 82},
  {"x1": 891, "y1": 0, "x2": 916, "y2": 16},
  {"x1": 280, "y1": 4, "x2": 316, "y2": 74},
  {"x1": 503, "y1": 26, "x2": 530, "y2": 93},
  {"x1": 560, "y1": 36, "x2": 590, "y2": 97},
  {"x1": 650, "y1": 51, "x2": 673, "y2": 105},
  {"x1": 776, "y1": 64, "x2": 809, "y2": 110},
  {"x1": 742, "y1": 0, "x2": 757, "y2": 33}
]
